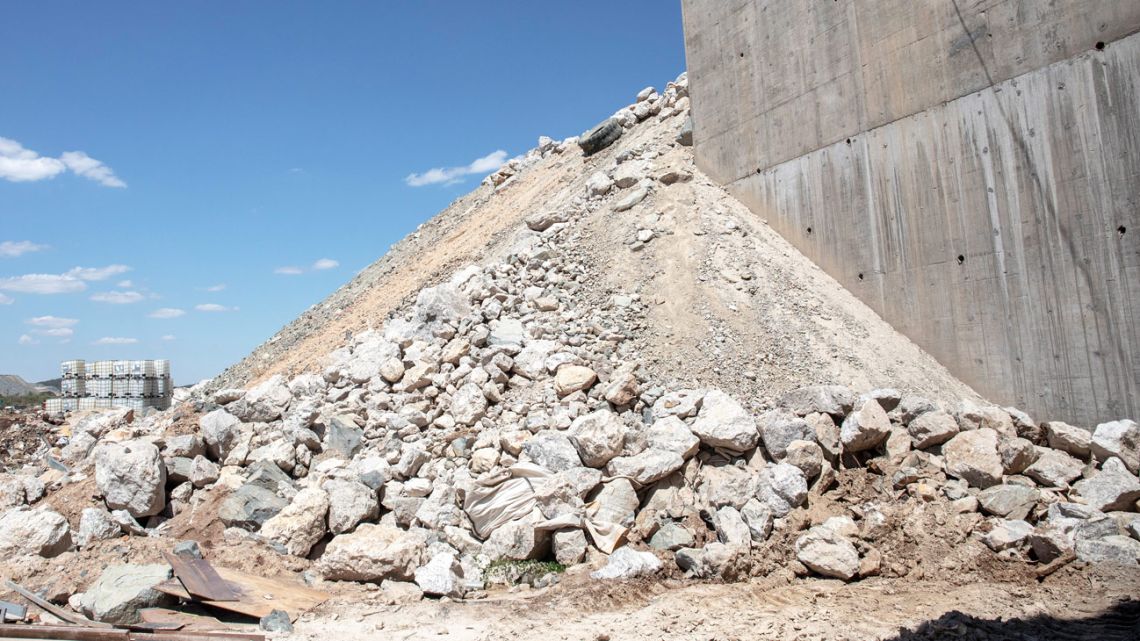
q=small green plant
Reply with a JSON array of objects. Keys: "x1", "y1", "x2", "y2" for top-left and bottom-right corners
[{"x1": 483, "y1": 559, "x2": 566, "y2": 585}]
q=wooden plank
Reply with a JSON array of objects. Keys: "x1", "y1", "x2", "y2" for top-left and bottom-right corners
[
  {"x1": 2, "y1": 581, "x2": 114, "y2": 629},
  {"x1": 152, "y1": 568, "x2": 328, "y2": 622},
  {"x1": 0, "y1": 623, "x2": 128, "y2": 640},
  {"x1": 160, "y1": 554, "x2": 239, "y2": 603}
]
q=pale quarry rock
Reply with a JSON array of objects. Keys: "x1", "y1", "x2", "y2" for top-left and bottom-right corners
[
  {"x1": 713, "y1": 506, "x2": 752, "y2": 547},
  {"x1": 591, "y1": 546, "x2": 662, "y2": 580},
  {"x1": 690, "y1": 390, "x2": 758, "y2": 453},
  {"x1": 1044, "y1": 421, "x2": 1092, "y2": 458},
  {"x1": 568, "y1": 410, "x2": 626, "y2": 467},
  {"x1": 840, "y1": 398, "x2": 892, "y2": 452},
  {"x1": 649, "y1": 522, "x2": 694, "y2": 551},
  {"x1": 324, "y1": 479, "x2": 379, "y2": 535},
  {"x1": 741, "y1": 498, "x2": 773, "y2": 542},
  {"x1": 260, "y1": 487, "x2": 329, "y2": 557},
  {"x1": 779, "y1": 385, "x2": 856, "y2": 418},
  {"x1": 553, "y1": 528, "x2": 588, "y2": 564},
  {"x1": 613, "y1": 186, "x2": 649, "y2": 212},
  {"x1": 943, "y1": 428, "x2": 1003, "y2": 489},
  {"x1": 513, "y1": 340, "x2": 559, "y2": 380},
  {"x1": 977, "y1": 484, "x2": 1040, "y2": 518},
  {"x1": 699, "y1": 462, "x2": 757, "y2": 509},
  {"x1": 1072, "y1": 458, "x2": 1140, "y2": 512},
  {"x1": 481, "y1": 516, "x2": 549, "y2": 561},
  {"x1": 231, "y1": 375, "x2": 291, "y2": 422},
  {"x1": 602, "y1": 369, "x2": 639, "y2": 406},
  {"x1": 1074, "y1": 535, "x2": 1140, "y2": 565},
  {"x1": 907, "y1": 410, "x2": 960, "y2": 449},
  {"x1": 95, "y1": 440, "x2": 167, "y2": 517},
  {"x1": 1000, "y1": 437, "x2": 1038, "y2": 475},
  {"x1": 554, "y1": 365, "x2": 597, "y2": 397},
  {"x1": 200, "y1": 409, "x2": 242, "y2": 460},
  {"x1": 675, "y1": 542, "x2": 738, "y2": 579},
  {"x1": 756, "y1": 463, "x2": 808, "y2": 517},
  {"x1": 795, "y1": 527, "x2": 859, "y2": 580},
  {"x1": 317, "y1": 524, "x2": 429, "y2": 581},
  {"x1": 982, "y1": 519, "x2": 1034, "y2": 551},
  {"x1": 488, "y1": 318, "x2": 526, "y2": 347},
  {"x1": 784, "y1": 440, "x2": 824, "y2": 479},
  {"x1": 1025, "y1": 448, "x2": 1085, "y2": 488},
  {"x1": 78, "y1": 507, "x2": 121, "y2": 547},
  {"x1": 523, "y1": 431, "x2": 583, "y2": 472},
  {"x1": 652, "y1": 389, "x2": 703, "y2": 419},
  {"x1": 586, "y1": 171, "x2": 614, "y2": 196},
  {"x1": 606, "y1": 449, "x2": 685, "y2": 485},
  {"x1": 0, "y1": 507, "x2": 72, "y2": 557},
  {"x1": 414, "y1": 552, "x2": 465, "y2": 598},
  {"x1": 1090, "y1": 420, "x2": 1140, "y2": 474},
  {"x1": 451, "y1": 383, "x2": 488, "y2": 426},
  {"x1": 78, "y1": 564, "x2": 174, "y2": 625},
  {"x1": 757, "y1": 409, "x2": 814, "y2": 459},
  {"x1": 646, "y1": 416, "x2": 700, "y2": 458}
]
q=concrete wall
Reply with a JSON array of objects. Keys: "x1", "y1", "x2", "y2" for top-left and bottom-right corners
[{"x1": 681, "y1": 0, "x2": 1140, "y2": 425}]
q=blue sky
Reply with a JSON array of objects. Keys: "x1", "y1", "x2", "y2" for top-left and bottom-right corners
[{"x1": 0, "y1": 2, "x2": 686, "y2": 384}]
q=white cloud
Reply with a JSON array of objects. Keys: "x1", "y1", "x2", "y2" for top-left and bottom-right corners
[
  {"x1": 117, "y1": 279, "x2": 133, "y2": 288},
  {"x1": 0, "y1": 137, "x2": 125, "y2": 187},
  {"x1": 149, "y1": 307, "x2": 185, "y2": 319},
  {"x1": 0, "y1": 241, "x2": 48, "y2": 258},
  {"x1": 405, "y1": 150, "x2": 508, "y2": 187},
  {"x1": 205, "y1": 283, "x2": 226, "y2": 292},
  {"x1": 161, "y1": 334, "x2": 176, "y2": 341},
  {"x1": 90, "y1": 290, "x2": 144, "y2": 304},
  {"x1": 94, "y1": 336, "x2": 138, "y2": 345},
  {"x1": 195, "y1": 303, "x2": 234, "y2": 312},
  {"x1": 18, "y1": 334, "x2": 38, "y2": 345},
  {"x1": 0, "y1": 274, "x2": 86, "y2": 294},
  {"x1": 27, "y1": 316, "x2": 78, "y2": 328},
  {"x1": 66, "y1": 264, "x2": 130, "y2": 281},
  {"x1": 312, "y1": 258, "x2": 339, "y2": 271},
  {"x1": 274, "y1": 266, "x2": 303, "y2": 275},
  {"x1": 0, "y1": 293, "x2": 12, "y2": 305},
  {"x1": 37, "y1": 327, "x2": 74, "y2": 338},
  {"x1": 60, "y1": 151, "x2": 127, "y2": 188}
]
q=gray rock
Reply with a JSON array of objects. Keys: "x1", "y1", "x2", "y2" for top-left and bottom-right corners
[
  {"x1": 675, "y1": 542, "x2": 737, "y2": 578},
  {"x1": 757, "y1": 409, "x2": 814, "y2": 459},
  {"x1": 1004, "y1": 406, "x2": 1044, "y2": 443},
  {"x1": 865, "y1": 388, "x2": 902, "y2": 412},
  {"x1": 690, "y1": 390, "x2": 758, "y2": 453},
  {"x1": 807, "y1": 412, "x2": 841, "y2": 463},
  {"x1": 111, "y1": 510, "x2": 146, "y2": 536},
  {"x1": 740, "y1": 498, "x2": 773, "y2": 542},
  {"x1": 523, "y1": 431, "x2": 583, "y2": 472},
  {"x1": 1074, "y1": 535, "x2": 1140, "y2": 565},
  {"x1": 778, "y1": 385, "x2": 856, "y2": 418},
  {"x1": 260, "y1": 487, "x2": 329, "y2": 557},
  {"x1": 907, "y1": 410, "x2": 960, "y2": 449},
  {"x1": 613, "y1": 160, "x2": 650, "y2": 189},
  {"x1": 1044, "y1": 421, "x2": 1092, "y2": 458},
  {"x1": 488, "y1": 318, "x2": 525, "y2": 347},
  {"x1": 943, "y1": 428, "x2": 1003, "y2": 489},
  {"x1": 784, "y1": 440, "x2": 824, "y2": 479},
  {"x1": 840, "y1": 398, "x2": 892, "y2": 452},
  {"x1": 78, "y1": 564, "x2": 174, "y2": 625},
  {"x1": 1091, "y1": 420, "x2": 1140, "y2": 474},
  {"x1": 651, "y1": 389, "x2": 704, "y2": 419},
  {"x1": 317, "y1": 524, "x2": 428, "y2": 581},
  {"x1": 1072, "y1": 457, "x2": 1140, "y2": 512},
  {"x1": 612, "y1": 186, "x2": 649, "y2": 212},
  {"x1": 1028, "y1": 525, "x2": 1072, "y2": 563},
  {"x1": 77, "y1": 507, "x2": 121, "y2": 548},
  {"x1": 713, "y1": 506, "x2": 752, "y2": 547},
  {"x1": 0, "y1": 507, "x2": 72, "y2": 557},
  {"x1": 1025, "y1": 448, "x2": 1085, "y2": 488},
  {"x1": 649, "y1": 522, "x2": 694, "y2": 551},
  {"x1": 981, "y1": 519, "x2": 1034, "y2": 551},
  {"x1": 795, "y1": 527, "x2": 859, "y2": 580},
  {"x1": 675, "y1": 117, "x2": 693, "y2": 146},
  {"x1": 326, "y1": 414, "x2": 364, "y2": 458},
  {"x1": 698, "y1": 462, "x2": 757, "y2": 509},
  {"x1": 94, "y1": 440, "x2": 166, "y2": 518},
  {"x1": 324, "y1": 479, "x2": 379, "y2": 535},
  {"x1": 451, "y1": 383, "x2": 488, "y2": 427},
  {"x1": 646, "y1": 416, "x2": 700, "y2": 458},
  {"x1": 229, "y1": 375, "x2": 291, "y2": 422},
  {"x1": 606, "y1": 449, "x2": 684, "y2": 485},
  {"x1": 200, "y1": 409, "x2": 241, "y2": 460},
  {"x1": 512, "y1": 340, "x2": 558, "y2": 380},
  {"x1": 189, "y1": 455, "x2": 220, "y2": 488},
  {"x1": 218, "y1": 483, "x2": 288, "y2": 530},
  {"x1": 212, "y1": 388, "x2": 245, "y2": 405},
  {"x1": 481, "y1": 517, "x2": 549, "y2": 561},
  {"x1": 894, "y1": 396, "x2": 938, "y2": 423},
  {"x1": 977, "y1": 484, "x2": 1041, "y2": 518},
  {"x1": 414, "y1": 283, "x2": 471, "y2": 326},
  {"x1": 553, "y1": 528, "x2": 588, "y2": 565},
  {"x1": 568, "y1": 410, "x2": 626, "y2": 468},
  {"x1": 259, "y1": 609, "x2": 293, "y2": 633},
  {"x1": 165, "y1": 434, "x2": 205, "y2": 458},
  {"x1": 414, "y1": 552, "x2": 465, "y2": 598},
  {"x1": 756, "y1": 462, "x2": 808, "y2": 517},
  {"x1": 591, "y1": 546, "x2": 662, "y2": 580},
  {"x1": 172, "y1": 540, "x2": 203, "y2": 558}
]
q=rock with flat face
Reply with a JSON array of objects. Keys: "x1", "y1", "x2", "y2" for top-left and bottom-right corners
[
  {"x1": 323, "y1": 479, "x2": 379, "y2": 535},
  {"x1": 646, "y1": 416, "x2": 700, "y2": 458},
  {"x1": 200, "y1": 409, "x2": 242, "y2": 460},
  {"x1": 982, "y1": 519, "x2": 1034, "y2": 551},
  {"x1": 1044, "y1": 421, "x2": 1092, "y2": 458},
  {"x1": 690, "y1": 390, "x2": 758, "y2": 453},
  {"x1": 1075, "y1": 535, "x2": 1140, "y2": 565},
  {"x1": 977, "y1": 484, "x2": 1040, "y2": 518},
  {"x1": 795, "y1": 527, "x2": 859, "y2": 580},
  {"x1": 649, "y1": 522, "x2": 695, "y2": 551},
  {"x1": 756, "y1": 463, "x2": 808, "y2": 517},
  {"x1": 778, "y1": 385, "x2": 856, "y2": 418},
  {"x1": 414, "y1": 552, "x2": 465, "y2": 598},
  {"x1": 94, "y1": 440, "x2": 166, "y2": 518},
  {"x1": 481, "y1": 516, "x2": 550, "y2": 562},
  {"x1": 317, "y1": 524, "x2": 429, "y2": 581},
  {"x1": 568, "y1": 410, "x2": 625, "y2": 467},
  {"x1": 591, "y1": 546, "x2": 662, "y2": 580},
  {"x1": 907, "y1": 410, "x2": 960, "y2": 449},
  {"x1": 840, "y1": 399, "x2": 892, "y2": 452},
  {"x1": 450, "y1": 383, "x2": 488, "y2": 426},
  {"x1": 554, "y1": 365, "x2": 597, "y2": 397},
  {"x1": 259, "y1": 487, "x2": 329, "y2": 557},
  {"x1": 942, "y1": 428, "x2": 1003, "y2": 489},
  {"x1": 523, "y1": 431, "x2": 583, "y2": 472},
  {"x1": 999, "y1": 437, "x2": 1038, "y2": 475},
  {"x1": 1072, "y1": 458, "x2": 1140, "y2": 512},
  {"x1": 606, "y1": 449, "x2": 685, "y2": 485},
  {"x1": 757, "y1": 409, "x2": 814, "y2": 459},
  {"x1": 1091, "y1": 420, "x2": 1140, "y2": 474},
  {"x1": 77, "y1": 564, "x2": 174, "y2": 625},
  {"x1": 77, "y1": 507, "x2": 121, "y2": 548},
  {"x1": 1025, "y1": 448, "x2": 1085, "y2": 488},
  {"x1": 0, "y1": 507, "x2": 72, "y2": 558},
  {"x1": 675, "y1": 542, "x2": 739, "y2": 579}
]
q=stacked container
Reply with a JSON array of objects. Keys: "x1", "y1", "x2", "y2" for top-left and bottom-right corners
[{"x1": 46, "y1": 359, "x2": 173, "y2": 414}]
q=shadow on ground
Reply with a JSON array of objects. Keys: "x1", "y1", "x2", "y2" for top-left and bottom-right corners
[{"x1": 884, "y1": 599, "x2": 1140, "y2": 640}]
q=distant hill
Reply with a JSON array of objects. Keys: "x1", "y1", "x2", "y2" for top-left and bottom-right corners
[
  {"x1": 35, "y1": 378, "x2": 62, "y2": 393},
  {"x1": 0, "y1": 375, "x2": 59, "y2": 396}
]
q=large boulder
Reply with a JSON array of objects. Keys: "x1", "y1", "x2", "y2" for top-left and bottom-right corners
[
  {"x1": 323, "y1": 479, "x2": 379, "y2": 535},
  {"x1": 0, "y1": 507, "x2": 72, "y2": 557},
  {"x1": 554, "y1": 365, "x2": 597, "y2": 397},
  {"x1": 690, "y1": 390, "x2": 758, "y2": 452},
  {"x1": 568, "y1": 410, "x2": 626, "y2": 468},
  {"x1": 840, "y1": 398, "x2": 892, "y2": 453},
  {"x1": 1090, "y1": 420, "x2": 1139, "y2": 474},
  {"x1": 522, "y1": 431, "x2": 583, "y2": 472},
  {"x1": 1075, "y1": 535, "x2": 1140, "y2": 565},
  {"x1": 1044, "y1": 421, "x2": 1092, "y2": 459},
  {"x1": 778, "y1": 385, "x2": 856, "y2": 418},
  {"x1": 1072, "y1": 458, "x2": 1140, "y2": 512},
  {"x1": 606, "y1": 449, "x2": 684, "y2": 485},
  {"x1": 199, "y1": 409, "x2": 242, "y2": 460},
  {"x1": 94, "y1": 440, "x2": 166, "y2": 517},
  {"x1": 907, "y1": 410, "x2": 960, "y2": 449},
  {"x1": 757, "y1": 409, "x2": 814, "y2": 459},
  {"x1": 77, "y1": 564, "x2": 174, "y2": 625},
  {"x1": 795, "y1": 526, "x2": 859, "y2": 580},
  {"x1": 414, "y1": 552, "x2": 465, "y2": 598},
  {"x1": 977, "y1": 484, "x2": 1040, "y2": 518},
  {"x1": 317, "y1": 524, "x2": 429, "y2": 581},
  {"x1": 481, "y1": 516, "x2": 550, "y2": 561},
  {"x1": 219, "y1": 479, "x2": 290, "y2": 529},
  {"x1": 942, "y1": 428, "x2": 1003, "y2": 489},
  {"x1": 229, "y1": 375, "x2": 291, "y2": 422},
  {"x1": 259, "y1": 487, "x2": 329, "y2": 557},
  {"x1": 77, "y1": 507, "x2": 121, "y2": 548},
  {"x1": 591, "y1": 546, "x2": 662, "y2": 580},
  {"x1": 1025, "y1": 448, "x2": 1085, "y2": 488},
  {"x1": 756, "y1": 463, "x2": 808, "y2": 517},
  {"x1": 646, "y1": 416, "x2": 700, "y2": 458}
]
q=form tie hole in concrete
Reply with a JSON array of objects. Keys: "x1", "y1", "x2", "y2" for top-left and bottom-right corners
[
  {"x1": 957, "y1": 255, "x2": 966, "y2": 265},
  {"x1": 857, "y1": 273, "x2": 864, "y2": 282},
  {"x1": 1119, "y1": 225, "x2": 1127, "y2": 236},
  {"x1": 806, "y1": 226, "x2": 813, "y2": 235},
  {"x1": 846, "y1": 138, "x2": 852, "y2": 145},
  {"x1": 739, "y1": 52, "x2": 745, "y2": 58},
  {"x1": 1095, "y1": 41, "x2": 1106, "y2": 51}
]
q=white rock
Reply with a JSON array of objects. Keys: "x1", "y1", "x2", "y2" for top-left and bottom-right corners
[
  {"x1": 78, "y1": 507, "x2": 121, "y2": 547},
  {"x1": 943, "y1": 428, "x2": 1003, "y2": 489},
  {"x1": 324, "y1": 479, "x2": 379, "y2": 535},
  {"x1": 200, "y1": 409, "x2": 242, "y2": 460},
  {"x1": 1044, "y1": 421, "x2": 1092, "y2": 458},
  {"x1": 554, "y1": 365, "x2": 597, "y2": 397},
  {"x1": 605, "y1": 448, "x2": 684, "y2": 485},
  {"x1": 795, "y1": 526, "x2": 859, "y2": 580},
  {"x1": 591, "y1": 546, "x2": 662, "y2": 580},
  {"x1": 840, "y1": 398, "x2": 892, "y2": 452},
  {"x1": 646, "y1": 416, "x2": 700, "y2": 458},
  {"x1": 0, "y1": 506, "x2": 72, "y2": 558},
  {"x1": 317, "y1": 524, "x2": 428, "y2": 581},
  {"x1": 568, "y1": 410, "x2": 626, "y2": 467},
  {"x1": 982, "y1": 519, "x2": 1034, "y2": 551},
  {"x1": 1072, "y1": 458, "x2": 1140, "y2": 512},
  {"x1": 523, "y1": 431, "x2": 583, "y2": 472},
  {"x1": 94, "y1": 440, "x2": 166, "y2": 518},
  {"x1": 1090, "y1": 420, "x2": 1139, "y2": 474},
  {"x1": 586, "y1": 171, "x2": 614, "y2": 196},
  {"x1": 260, "y1": 487, "x2": 329, "y2": 557},
  {"x1": 757, "y1": 409, "x2": 814, "y2": 459},
  {"x1": 690, "y1": 390, "x2": 758, "y2": 453},
  {"x1": 414, "y1": 552, "x2": 465, "y2": 598},
  {"x1": 451, "y1": 383, "x2": 488, "y2": 427},
  {"x1": 756, "y1": 463, "x2": 808, "y2": 517}
]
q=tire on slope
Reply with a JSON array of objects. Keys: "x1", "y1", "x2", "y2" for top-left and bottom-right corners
[{"x1": 577, "y1": 118, "x2": 623, "y2": 156}]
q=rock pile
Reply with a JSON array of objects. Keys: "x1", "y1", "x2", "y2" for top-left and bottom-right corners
[{"x1": 1, "y1": 73, "x2": 1138, "y2": 607}]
